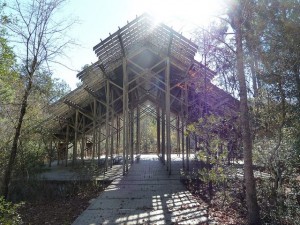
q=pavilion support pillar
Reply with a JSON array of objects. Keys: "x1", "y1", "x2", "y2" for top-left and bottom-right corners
[
  {"x1": 81, "y1": 116, "x2": 85, "y2": 164},
  {"x1": 165, "y1": 57, "x2": 171, "y2": 175},
  {"x1": 98, "y1": 107, "x2": 102, "y2": 163},
  {"x1": 161, "y1": 107, "x2": 165, "y2": 165},
  {"x1": 110, "y1": 97, "x2": 114, "y2": 168},
  {"x1": 156, "y1": 106, "x2": 160, "y2": 156},
  {"x1": 181, "y1": 116, "x2": 185, "y2": 169},
  {"x1": 105, "y1": 79, "x2": 110, "y2": 172},
  {"x1": 176, "y1": 115, "x2": 180, "y2": 157},
  {"x1": 65, "y1": 124, "x2": 69, "y2": 167},
  {"x1": 136, "y1": 105, "x2": 140, "y2": 155},
  {"x1": 130, "y1": 108, "x2": 134, "y2": 164},
  {"x1": 116, "y1": 116, "x2": 120, "y2": 155},
  {"x1": 122, "y1": 57, "x2": 129, "y2": 175},
  {"x1": 73, "y1": 109, "x2": 79, "y2": 165},
  {"x1": 92, "y1": 99, "x2": 97, "y2": 160},
  {"x1": 184, "y1": 82, "x2": 189, "y2": 171}
]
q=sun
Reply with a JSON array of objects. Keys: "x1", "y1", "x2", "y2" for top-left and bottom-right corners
[{"x1": 132, "y1": 0, "x2": 222, "y2": 29}]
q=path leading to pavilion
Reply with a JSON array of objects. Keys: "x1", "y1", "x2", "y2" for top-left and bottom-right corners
[{"x1": 72, "y1": 154, "x2": 209, "y2": 225}]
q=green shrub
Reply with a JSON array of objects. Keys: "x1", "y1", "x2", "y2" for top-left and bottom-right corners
[{"x1": 0, "y1": 196, "x2": 22, "y2": 225}]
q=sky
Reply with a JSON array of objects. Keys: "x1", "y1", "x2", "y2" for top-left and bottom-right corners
[{"x1": 52, "y1": 0, "x2": 223, "y2": 90}]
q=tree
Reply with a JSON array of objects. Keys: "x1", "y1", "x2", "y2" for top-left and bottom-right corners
[
  {"x1": 229, "y1": 1, "x2": 261, "y2": 224},
  {"x1": 1, "y1": 0, "x2": 74, "y2": 199}
]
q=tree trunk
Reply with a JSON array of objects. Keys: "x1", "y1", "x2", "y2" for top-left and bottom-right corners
[
  {"x1": 1, "y1": 77, "x2": 33, "y2": 199},
  {"x1": 234, "y1": 9, "x2": 261, "y2": 225}
]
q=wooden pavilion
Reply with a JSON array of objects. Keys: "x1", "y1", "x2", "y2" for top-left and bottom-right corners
[{"x1": 47, "y1": 14, "x2": 239, "y2": 175}]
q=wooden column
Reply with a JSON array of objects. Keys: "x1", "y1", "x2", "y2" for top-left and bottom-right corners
[
  {"x1": 177, "y1": 115, "x2": 180, "y2": 157},
  {"x1": 122, "y1": 57, "x2": 128, "y2": 175},
  {"x1": 65, "y1": 124, "x2": 69, "y2": 167},
  {"x1": 181, "y1": 88, "x2": 185, "y2": 169},
  {"x1": 81, "y1": 116, "x2": 85, "y2": 163},
  {"x1": 92, "y1": 99, "x2": 97, "y2": 160},
  {"x1": 156, "y1": 106, "x2": 160, "y2": 156},
  {"x1": 161, "y1": 108, "x2": 165, "y2": 164},
  {"x1": 73, "y1": 109, "x2": 79, "y2": 165},
  {"x1": 186, "y1": 135, "x2": 190, "y2": 171},
  {"x1": 181, "y1": 116, "x2": 185, "y2": 169},
  {"x1": 136, "y1": 105, "x2": 140, "y2": 155},
  {"x1": 184, "y1": 82, "x2": 189, "y2": 171},
  {"x1": 110, "y1": 96, "x2": 114, "y2": 168},
  {"x1": 130, "y1": 109, "x2": 134, "y2": 163},
  {"x1": 116, "y1": 116, "x2": 120, "y2": 155},
  {"x1": 97, "y1": 107, "x2": 102, "y2": 165},
  {"x1": 165, "y1": 57, "x2": 171, "y2": 174},
  {"x1": 105, "y1": 79, "x2": 110, "y2": 171}
]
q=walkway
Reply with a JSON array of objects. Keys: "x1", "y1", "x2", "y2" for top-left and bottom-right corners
[{"x1": 72, "y1": 154, "x2": 208, "y2": 225}]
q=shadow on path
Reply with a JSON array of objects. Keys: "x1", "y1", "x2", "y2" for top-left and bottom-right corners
[{"x1": 72, "y1": 154, "x2": 208, "y2": 225}]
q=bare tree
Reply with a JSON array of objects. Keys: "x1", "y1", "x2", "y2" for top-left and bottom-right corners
[{"x1": 1, "y1": 0, "x2": 75, "y2": 199}]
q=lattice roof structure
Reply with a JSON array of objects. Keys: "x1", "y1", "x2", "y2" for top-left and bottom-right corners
[{"x1": 47, "y1": 14, "x2": 239, "y2": 151}]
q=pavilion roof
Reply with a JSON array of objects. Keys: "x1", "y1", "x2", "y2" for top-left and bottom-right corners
[{"x1": 47, "y1": 13, "x2": 238, "y2": 137}]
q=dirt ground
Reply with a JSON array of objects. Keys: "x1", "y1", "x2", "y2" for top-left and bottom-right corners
[{"x1": 18, "y1": 182, "x2": 110, "y2": 225}]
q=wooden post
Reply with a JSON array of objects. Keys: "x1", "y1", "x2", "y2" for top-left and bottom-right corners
[
  {"x1": 81, "y1": 116, "x2": 85, "y2": 163},
  {"x1": 65, "y1": 124, "x2": 69, "y2": 167},
  {"x1": 122, "y1": 57, "x2": 128, "y2": 175},
  {"x1": 181, "y1": 88, "x2": 185, "y2": 169},
  {"x1": 184, "y1": 82, "x2": 189, "y2": 171},
  {"x1": 98, "y1": 104, "x2": 102, "y2": 164},
  {"x1": 116, "y1": 116, "x2": 120, "y2": 155},
  {"x1": 105, "y1": 79, "x2": 110, "y2": 172},
  {"x1": 130, "y1": 109, "x2": 134, "y2": 163},
  {"x1": 92, "y1": 99, "x2": 97, "y2": 160},
  {"x1": 181, "y1": 116, "x2": 185, "y2": 169},
  {"x1": 136, "y1": 105, "x2": 140, "y2": 155},
  {"x1": 165, "y1": 57, "x2": 171, "y2": 175},
  {"x1": 73, "y1": 109, "x2": 79, "y2": 165},
  {"x1": 177, "y1": 115, "x2": 180, "y2": 157},
  {"x1": 156, "y1": 106, "x2": 160, "y2": 156},
  {"x1": 161, "y1": 108, "x2": 165, "y2": 164},
  {"x1": 110, "y1": 94, "x2": 114, "y2": 168}
]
